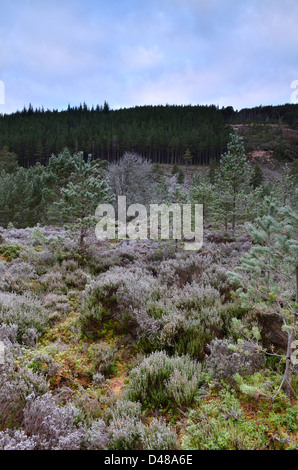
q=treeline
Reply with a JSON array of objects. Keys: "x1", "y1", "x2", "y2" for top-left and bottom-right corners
[
  {"x1": 1, "y1": 104, "x2": 229, "y2": 167},
  {"x1": 0, "y1": 135, "x2": 296, "y2": 232},
  {"x1": 1, "y1": 103, "x2": 297, "y2": 169},
  {"x1": 224, "y1": 103, "x2": 298, "y2": 126}
]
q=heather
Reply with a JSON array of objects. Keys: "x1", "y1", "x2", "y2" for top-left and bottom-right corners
[{"x1": 0, "y1": 141, "x2": 297, "y2": 451}]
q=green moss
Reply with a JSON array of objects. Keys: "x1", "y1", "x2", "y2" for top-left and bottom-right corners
[{"x1": 0, "y1": 243, "x2": 22, "y2": 261}]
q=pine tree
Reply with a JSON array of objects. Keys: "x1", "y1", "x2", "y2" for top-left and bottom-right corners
[
  {"x1": 208, "y1": 157, "x2": 219, "y2": 184},
  {"x1": 171, "y1": 163, "x2": 179, "y2": 176},
  {"x1": 1, "y1": 168, "x2": 32, "y2": 227},
  {"x1": 43, "y1": 148, "x2": 84, "y2": 222},
  {"x1": 214, "y1": 130, "x2": 252, "y2": 233},
  {"x1": 274, "y1": 164, "x2": 296, "y2": 206},
  {"x1": 230, "y1": 200, "x2": 298, "y2": 398},
  {"x1": 0, "y1": 147, "x2": 18, "y2": 174},
  {"x1": 103, "y1": 101, "x2": 110, "y2": 114},
  {"x1": 55, "y1": 153, "x2": 113, "y2": 250},
  {"x1": 190, "y1": 171, "x2": 215, "y2": 219},
  {"x1": 183, "y1": 149, "x2": 193, "y2": 166},
  {"x1": 250, "y1": 163, "x2": 264, "y2": 189},
  {"x1": 172, "y1": 163, "x2": 185, "y2": 184}
]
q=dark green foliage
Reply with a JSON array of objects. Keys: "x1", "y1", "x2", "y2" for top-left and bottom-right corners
[
  {"x1": 230, "y1": 201, "x2": 298, "y2": 398},
  {"x1": 177, "y1": 168, "x2": 185, "y2": 184},
  {"x1": 208, "y1": 157, "x2": 219, "y2": 184},
  {"x1": 0, "y1": 147, "x2": 18, "y2": 173},
  {"x1": 183, "y1": 149, "x2": 193, "y2": 165},
  {"x1": 225, "y1": 103, "x2": 298, "y2": 125},
  {"x1": 55, "y1": 152, "x2": 113, "y2": 249},
  {"x1": 0, "y1": 166, "x2": 46, "y2": 228},
  {"x1": 171, "y1": 164, "x2": 185, "y2": 184},
  {"x1": 214, "y1": 130, "x2": 253, "y2": 232},
  {"x1": 250, "y1": 163, "x2": 264, "y2": 189},
  {"x1": 0, "y1": 104, "x2": 230, "y2": 166}
]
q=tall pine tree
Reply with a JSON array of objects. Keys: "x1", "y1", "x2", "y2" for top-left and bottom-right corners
[
  {"x1": 230, "y1": 200, "x2": 298, "y2": 398},
  {"x1": 55, "y1": 152, "x2": 113, "y2": 250},
  {"x1": 214, "y1": 130, "x2": 252, "y2": 233}
]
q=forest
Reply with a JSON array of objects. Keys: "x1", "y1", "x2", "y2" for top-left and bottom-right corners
[
  {"x1": 0, "y1": 102, "x2": 298, "y2": 168},
  {"x1": 0, "y1": 123, "x2": 297, "y2": 450}
]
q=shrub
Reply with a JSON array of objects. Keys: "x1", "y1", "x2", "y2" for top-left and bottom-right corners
[
  {"x1": 141, "y1": 418, "x2": 177, "y2": 450},
  {"x1": 0, "y1": 243, "x2": 22, "y2": 261},
  {"x1": 0, "y1": 260, "x2": 37, "y2": 293},
  {"x1": 87, "y1": 342, "x2": 118, "y2": 377},
  {"x1": 23, "y1": 393, "x2": 83, "y2": 450},
  {"x1": 157, "y1": 254, "x2": 204, "y2": 287},
  {"x1": 0, "y1": 323, "x2": 19, "y2": 348},
  {"x1": 39, "y1": 270, "x2": 66, "y2": 294},
  {"x1": 268, "y1": 404, "x2": 298, "y2": 433},
  {"x1": 146, "y1": 284, "x2": 223, "y2": 357},
  {"x1": 108, "y1": 415, "x2": 144, "y2": 450},
  {"x1": 0, "y1": 349, "x2": 49, "y2": 428},
  {"x1": 82, "y1": 419, "x2": 109, "y2": 450},
  {"x1": 80, "y1": 261, "x2": 225, "y2": 355},
  {"x1": 105, "y1": 399, "x2": 144, "y2": 450},
  {"x1": 0, "y1": 429, "x2": 36, "y2": 450},
  {"x1": 105, "y1": 399, "x2": 177, "y2": 450},
  {"x1": 206, "y1": 338, "x2": 264, "y2": 386},
  {"x1": 182, "y1": 391, "x2": 268, "y2": 450},
  {"x1": 0, "y1": 292, "x2": 50, "y2": 344},
  {"x1": 127, "y1": 351, "x2": 202, "y2": 407},
  {"x1": 64, "y1": 269, "x2": 87, "y2": 290},
  {"x1": 29, "y1": 351, "x2": 60, "y2": 378},
  {"x1": 105, "y1": 399, "x2": 143, "y2": 424},
  {"x1": 79, "y1": 266, "x2": 159, "y2": 337},
  {"x1": 34, "y1": 249, "x2": 56, "y2": 269},
  {"x1": 43, "y1": 293, "x2": 70, "y2": 315}
]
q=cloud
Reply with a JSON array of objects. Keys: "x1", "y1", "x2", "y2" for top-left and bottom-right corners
[{"x1": 0, "y1": 0, "x2": 297, "y2": 113}]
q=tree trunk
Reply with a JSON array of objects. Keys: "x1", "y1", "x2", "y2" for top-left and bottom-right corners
[
  {"x1": 283, "y1": 266, "x2": 298, "y2": 399},
  {"x1": 79, "y1": 227, "x2": 85, "y2": 251},
  {"x1": 284, "y1": 331, "x2": 294, "y2": 398}
]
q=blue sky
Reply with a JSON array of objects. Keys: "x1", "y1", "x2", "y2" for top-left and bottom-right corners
[{"x1": 0, "y1": 0, "x2": 297, "y2": 114}]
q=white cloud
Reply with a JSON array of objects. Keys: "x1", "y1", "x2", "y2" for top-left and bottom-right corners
[{"x1": 0, "y1": 0, "x2": 297, "y2": 113}]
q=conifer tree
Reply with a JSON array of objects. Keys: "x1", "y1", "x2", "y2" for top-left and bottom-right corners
[
  {"x1": 190, "y1": 171, "x2": 215, "y2": 220},
  {"x1": 55, "y1": 152, "x2": 113, "y2": 250},
  {"x1": 214, "y1": 131, "x2": 252, "y2": 233},
  {"x1": 171, "y1": 163, "x2": 179, "y2": 176},
  {"x1": 171, "y1": 163, "x2": 185, "y2": 184},
  {"x1": 177, "y1": 168, "x2": 185, "y2": 185},
  {"x1": 230, "y1": 200, "x2": 298, "y2": 398},
  {"x1": 43, "y1": 148, "x2": 86, "y2": 222},
  {"x1": 0, "y1": 147, "x2": 18, "y2": 174},
  {"x1": 250, "y1": 163, "x2": 264, "y2": 189},
  {"x1": 274, "y1": 164, "x2": 296, "y2": 206},
  {"x1": 208, "y1": 157, "x2": 219, "y2": 184},
  {"x1": 183, "y1": 149, "x2": 193, "y2": 166}
]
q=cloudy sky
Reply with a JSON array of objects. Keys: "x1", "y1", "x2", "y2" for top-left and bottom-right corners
[{"x1": 0, "y1": 0, "x2": 297, "y2": 114}]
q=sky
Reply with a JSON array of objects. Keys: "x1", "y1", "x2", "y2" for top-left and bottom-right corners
[{"x1": 0, "y1": 0, "x2": 298, "y2": 114}]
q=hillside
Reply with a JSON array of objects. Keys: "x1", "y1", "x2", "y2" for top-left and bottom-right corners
[
  {"x1": 0, "y1": 135, "x2": 297, "y2": 451},
  {"x1": 232, "y1": 123, "x2": 298, "y2": 162},
  {"x1": 0, "y1": 103, "x2": 297, "y2": 169}
]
